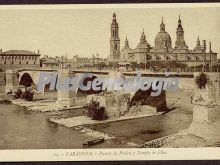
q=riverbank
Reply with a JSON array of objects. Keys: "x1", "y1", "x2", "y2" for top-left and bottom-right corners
[{"x1": 142, "y1": 133, "x2": 208, "y2": 148}]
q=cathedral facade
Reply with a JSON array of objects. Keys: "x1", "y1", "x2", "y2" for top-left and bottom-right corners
[{"x1": 109, "y1": 13, "x2": 218, "y2": 68}]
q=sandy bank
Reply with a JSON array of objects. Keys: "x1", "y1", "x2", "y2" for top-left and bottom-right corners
[
  {"x1": 50, "y1": 109, "x2": 163, "y2": 128},
  {"x1": 11, "y1": 99, "x2": 87, "y2": 112}
]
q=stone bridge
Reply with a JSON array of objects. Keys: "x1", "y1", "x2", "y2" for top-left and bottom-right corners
[{"x1": 5, "y1": 68, "x2": 195, "y2": 110}]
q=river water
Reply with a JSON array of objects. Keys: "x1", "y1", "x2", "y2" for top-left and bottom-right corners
[
  {"x1": 0, "y1": 104, "x2": 97, "y2": 149},
  {"x1": 0, "y1": 96, "x2": 193, "y2": 149}
]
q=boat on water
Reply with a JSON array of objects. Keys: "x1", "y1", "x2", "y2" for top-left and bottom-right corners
[{"x1": 83, "y1": 138, "x2": 105, "y2": 147}]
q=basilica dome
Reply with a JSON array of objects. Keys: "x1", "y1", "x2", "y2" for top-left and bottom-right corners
[
  {"x1": 155, "y1": 31, "x2": 172, "y2": 48},
  {"x1": 154, "y1": 18, "x2": 172, "y2": 50}
]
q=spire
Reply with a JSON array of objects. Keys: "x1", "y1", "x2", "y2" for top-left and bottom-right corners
[
  {"x1": 124, "y1": 37, "x2": 129, "y2": 48},
  {"x1": 178, "y1": 15, "x2": 182, "y2": 27},
  {"x1": 140, "y1": 29, "x2": 146, "y2": 43},
  {"x1": 160, "y1": 17, "x2": 165, "y2": 32},
  {"x1": 196, "y1": 36, "x2": 201, "y2": 46},
  {"x1": 113, "y1": 12, "x2": 116, "y2": 18},
  {"x1": 176, "y1": 14, "x2": 183, "y2": 32},
  {"x1": 111, "y1": 12, "x2": 118, "y2": 27},
  {"x1": 142, "y1": 29, "x2": 145, "y2": 35}
]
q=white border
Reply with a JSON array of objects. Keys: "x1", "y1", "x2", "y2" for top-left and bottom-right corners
[
  {"x1": 0, "y1": 3, "x2": 219, "y2": 10},
  {"x1": 0, "y1": 148, "x2": 220, "y2": 161},
  {"x1": 0, "y1": 3, "x2": 220, "y2": 161}
]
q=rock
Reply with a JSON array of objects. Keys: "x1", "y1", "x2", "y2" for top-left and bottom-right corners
[{"x1": 87, "y1": 91, "x2": 130, "y2": 118}]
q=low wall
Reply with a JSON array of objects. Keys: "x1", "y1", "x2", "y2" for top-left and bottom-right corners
[{"x1": 178, "y1": 77, "x2": 194, "y2": 91}]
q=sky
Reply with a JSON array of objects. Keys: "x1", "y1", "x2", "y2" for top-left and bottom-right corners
[{"x1": 0, "y1": 5, "x2": 219, "y2": 59}]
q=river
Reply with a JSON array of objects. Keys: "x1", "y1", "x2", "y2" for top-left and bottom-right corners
[
  {"x1": 0, "y1": 103, "x2": 121, "y2": 149},
  {"x1": 0, "y1": 89, "x2": 195, "y2": 149}
]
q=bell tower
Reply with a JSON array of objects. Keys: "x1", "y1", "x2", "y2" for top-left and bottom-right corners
[
  {"x1": 110, "y1": 13, "x2": 120, "y2": 61},
  {"x1": 175, "y1": 15, "x2": 186, "y2": 48}
]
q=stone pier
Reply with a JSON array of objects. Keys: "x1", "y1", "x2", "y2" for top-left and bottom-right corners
[
  {"x1": 5, "y1": 69, "x2": 19, "y2": 93},
  {"x1": 189, "y1": 72, "x2": 220, "y2": 142},
  {"x1": 56, "y1": 69, "x2": 76, "y2": 107}
]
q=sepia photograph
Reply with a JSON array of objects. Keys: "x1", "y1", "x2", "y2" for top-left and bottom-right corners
[{"x1": 0, "y1": 3, "x2": 219, "y2": 161}]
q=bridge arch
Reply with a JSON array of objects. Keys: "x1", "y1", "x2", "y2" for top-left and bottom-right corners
[
  {"x1": 76, "y1": 74, "x2": 103, "y2": 96},
  {"x1": 19, "y1": 72, "x2": 34, "y2": 87},
  {"x1": 130, "y1": 87, "x2": 167, "y2": 112}
]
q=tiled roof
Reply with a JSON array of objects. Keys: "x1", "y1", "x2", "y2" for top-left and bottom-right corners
[{"x1": 2, "y1": 50, "x2": 40, "y2": 55}]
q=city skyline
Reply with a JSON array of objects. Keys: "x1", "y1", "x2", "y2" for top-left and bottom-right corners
[{"x1": 0, "y1": 6, "x2": 219, "y2": 59}]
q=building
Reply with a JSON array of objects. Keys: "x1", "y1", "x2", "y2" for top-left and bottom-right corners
[
  {"x1": 110, "y1": 13, "x2": 218, "y2": 69},
  {"x1": 109, "y1": 13, "x2": 120, "y2": 62},
  {"x1": 0, "y1": 49, "x2": 40, "y2": 71},
  {"x1": 40, "y1": 56, "x2": 60, "y2": 69}
]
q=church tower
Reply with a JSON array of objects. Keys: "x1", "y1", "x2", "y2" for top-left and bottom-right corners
[
  {"x1": 110, "y1": 13, "x2": 120, "y2": 61},
  {"x1": 175, "y1": 15, "x2": 187, "y2": 48}
]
